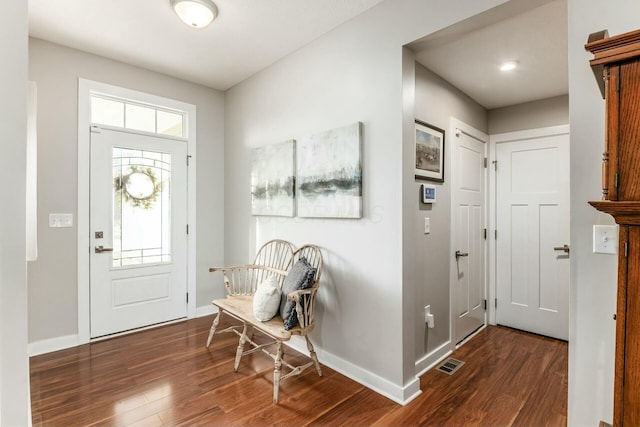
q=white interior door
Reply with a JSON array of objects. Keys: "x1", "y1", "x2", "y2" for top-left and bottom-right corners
[
  {"x1": 452, "y1": 129, "x2": 487, "y2": 344},
  {"x1": 90, "y1": 127, "x2": 188, "y2": 338},
  {"x1": 496, "y1": 132, "x2": 569, "y2": 340}
]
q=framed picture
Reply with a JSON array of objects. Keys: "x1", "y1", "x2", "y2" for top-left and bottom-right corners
[{"x1": 414, "y1": 120, "x2": 445, "y2": 182}]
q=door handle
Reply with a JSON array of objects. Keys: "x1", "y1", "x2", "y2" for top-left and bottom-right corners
[
  {"x1": 553, "y1": 244, "x2": 570, "y2": 254},
  {"x1": 95, "y1": 245, "x2": 114, "y2": 253},
  {"x1": 455, "y1": 250, "x2": 469, "y2": 259}
]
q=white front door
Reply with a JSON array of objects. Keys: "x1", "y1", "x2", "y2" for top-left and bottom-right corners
[
  {"x1": 496, "y1": 131, "x2": 570, "y2": 340},
  {"x1": 452, "y1": 127, "x2": 487, "y2": 344},
  {"x1": 90, "y1": 127, "x2": 188, "y2": 338}
]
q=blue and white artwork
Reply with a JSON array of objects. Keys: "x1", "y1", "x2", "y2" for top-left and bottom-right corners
[
  {"x1": 251, "y1": 140, "x2": 295, "y2": 217},
  {"x1": 296, "y1": 123, "x2": 362, "y2": 218}
]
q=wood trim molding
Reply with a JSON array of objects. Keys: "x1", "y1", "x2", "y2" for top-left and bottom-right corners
[
  {"x1": 585, "y1": 29, "x2": 640, "y2": 98},
  {"x1": 586, "y1": 28, "x2": 640, "y2": 66},
  {"x1": 589, "y1": 201, "x2": 640, "y2": 225}
]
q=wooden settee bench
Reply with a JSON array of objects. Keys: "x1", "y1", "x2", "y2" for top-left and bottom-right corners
[{"x1": 206, "y1": 240, "x2": 323, "y2": 403}]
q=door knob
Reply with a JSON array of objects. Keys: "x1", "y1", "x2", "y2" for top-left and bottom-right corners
[
  {"x1": 455, "y1": 250, "x2": 469, "y2": 259},
  {"x1": 95, "y1": 246, "x2": 114, "y2": 253},
  {"x1": 553, "y1": 244, "x2": 570, "y2": 254}
]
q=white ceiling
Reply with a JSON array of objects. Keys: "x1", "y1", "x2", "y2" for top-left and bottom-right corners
[
  {"x1": 28, "y1": 0, "x2": 386, "y2": 91},
  {"x1": 412, "y1": 0, "x2": 568, "y2": 110},
  {"x1": 29, "y1": 0, "x2": 568, "y2": 108}
]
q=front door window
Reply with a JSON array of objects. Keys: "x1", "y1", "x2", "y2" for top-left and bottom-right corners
[{"x1": 112, "y1": 147, "x2": 172, "y2": 267}]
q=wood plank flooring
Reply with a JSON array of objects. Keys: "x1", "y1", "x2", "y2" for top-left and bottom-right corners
[{"x1": 30, "y1": 316, "x2": 567, "y2": 426}]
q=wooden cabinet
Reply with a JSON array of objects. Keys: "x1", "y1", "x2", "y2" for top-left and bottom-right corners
[
  {"x1": 619, "y1": 226, "x2": 640, "y2": 426},
  {"x1": 586, "y1": 29, "x2": 640, "y2": 427},
  {"x1": 586, "y1": 29, "x2": 640, "y2": 202}
]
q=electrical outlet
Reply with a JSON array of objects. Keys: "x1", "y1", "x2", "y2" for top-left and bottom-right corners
[{"x1": 424, "y1": 305, "x2": 435, "y2": 328}]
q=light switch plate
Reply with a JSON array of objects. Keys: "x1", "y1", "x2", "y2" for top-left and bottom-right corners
[
  {"x1": 593, "y1": 225, "x2": 618, "y2": 254},
  {"x1": 49, "y1": 213, "x2": 73, "y2": 228},
  {"x1": 424, "y1": 217, "x2": 430, "y2": 234}
]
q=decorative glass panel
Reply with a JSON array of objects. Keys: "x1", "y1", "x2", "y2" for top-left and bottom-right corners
[
  {"x1": 92, "y1": 97, "x2": 124, "y2": 127},
  {"x1": 157, "y1": 111, "x2": 184, "y2": 137},
  {"x1": 112, "y1": 147, "x2": 171, "y2": 267},
  {"x1": 126, "y1": 104, "x2": 156, "y2": 133}
]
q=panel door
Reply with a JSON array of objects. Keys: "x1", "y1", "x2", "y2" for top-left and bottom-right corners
[
  {"x1": 90, "y1": 127, "x2": 187, "y2": 338},
  {"x1": 453, "y1": 131, "x2": 486, "y2": 344},
  {"x1": 496, "y1": 133, "x2": 569, "y2": 340}
]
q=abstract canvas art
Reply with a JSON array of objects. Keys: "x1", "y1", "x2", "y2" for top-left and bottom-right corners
[
  {"x1": 251, "y1": 140, "x2": 296, "y2": 217},
  {"x1": 297, "y1": 123, "x2": 362, "y2": 218}
]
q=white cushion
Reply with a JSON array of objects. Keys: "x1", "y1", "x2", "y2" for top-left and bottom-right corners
[{"x1": 253, "y1": 275, "x2": 281, "y2": 321}]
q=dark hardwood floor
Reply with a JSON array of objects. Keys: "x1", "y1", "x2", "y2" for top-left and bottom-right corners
[{"x1": 30, "y1": 316, "x2": 567, "y2": 426}]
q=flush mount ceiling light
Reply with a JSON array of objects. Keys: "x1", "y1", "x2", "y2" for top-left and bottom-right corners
[
  {"x1": 499, "y1": 61, "x2": 518, "y2": 72},
  {"x1": 171, "y1": 0, "x2": 218, "y2": 28}
]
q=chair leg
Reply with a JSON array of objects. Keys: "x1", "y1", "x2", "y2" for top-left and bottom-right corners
[
  {"x1": 206, "y1": 310, "x2": 221, "y2": 347},
  {"x1": 234, "y1": 325, "x2": 248, "y2": 372},
  {"x1": 273, "y1": 342, "x2": 283, "y2": 404},
  {"x1": 305, "y1": 335, "x2": 322, "y2": 377},
  {"x1": 247, "y1": 325, "x2": 255, "y2": 340}
]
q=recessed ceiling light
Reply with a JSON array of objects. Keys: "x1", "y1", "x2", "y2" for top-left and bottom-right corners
[
  {"x1": 500, "y1": 61, "x2": 518, "y2": 72},
  {"x1": 171, "y1": 0, "x2": 218, "y2": 28}
]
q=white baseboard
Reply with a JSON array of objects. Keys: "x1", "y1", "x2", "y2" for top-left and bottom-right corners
[
  {"x1": 415, "y1": 340, "x2": 453, "y2": 377},
  {"x1": 29, "y1": 334, "x2": 79, "y2": 357},
  {"x1": 286, "y1": 337, "x2": 421, "y2": 405},
  {"x1": 31, "y1": 307, "x2": 217, "y2": 357},
  {"x1": 196, "y1": 304, "x2": 217, "y2": 318}
]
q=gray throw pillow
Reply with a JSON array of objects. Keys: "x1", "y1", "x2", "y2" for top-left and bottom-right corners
[{"x1": 280, "y1": 257, "x2": 317, "y2": 330}]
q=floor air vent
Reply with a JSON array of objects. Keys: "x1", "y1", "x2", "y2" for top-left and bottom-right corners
[{"x1": 437, "y1": 358, "x2": 465, "y2": 375}]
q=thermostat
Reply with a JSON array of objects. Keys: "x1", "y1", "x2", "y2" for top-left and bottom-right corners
[{"x1": 422, "y1": 184, "x2": 436, "y2": 203}]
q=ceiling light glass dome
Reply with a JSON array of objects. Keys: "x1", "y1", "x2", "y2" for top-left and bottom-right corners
[{"x1": 171, "y1": 0, "x2": 218, "y2": 28}]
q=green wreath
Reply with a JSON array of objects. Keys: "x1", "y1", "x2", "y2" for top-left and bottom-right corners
[{"x1": 114, "y1": 165, "x2": 162, "y2": 209}]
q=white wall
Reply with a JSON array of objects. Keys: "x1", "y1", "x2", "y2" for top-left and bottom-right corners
[
  {"x1": 225, "y1": 0, "x2": 509, "y2": 402},
  {"x1": 568, "y1": 1, "x2": 637, "y2": 425},
  {"x1": 488, "y1": 94, "x2": 569, "y2": 134},
  {"x1": 27, "y1": 38, "x2": 225, "y2": 344},
  {"x1": 412, "y1": 63, "x2": 487, "y2": 363},
  {"x1": 0, "y1": 2, "x2": 30, "y2": 425}
]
